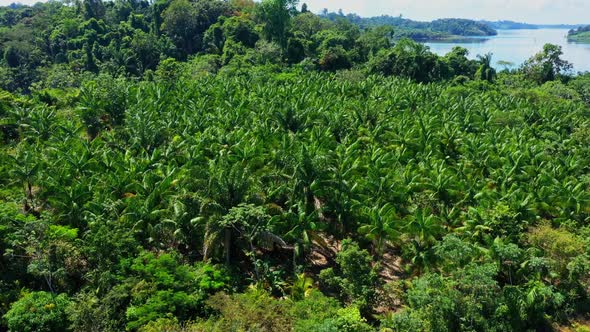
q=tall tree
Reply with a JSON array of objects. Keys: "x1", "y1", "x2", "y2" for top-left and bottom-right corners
[
  {"x1": 476, "y1": 53, "x2": 496, "y2": 82},
  {"x1": 522, "y1": 43, "x2": 573, "y2": 83},
  {"x1": 256, "y1": 0, "x2": 298, "y2": 51},
  {"x1": 161, "y1": 0, "x2": 200, "y2": 56},
  {"x1": 161, "y1": 0, "x2": 230, "y2": 57}
]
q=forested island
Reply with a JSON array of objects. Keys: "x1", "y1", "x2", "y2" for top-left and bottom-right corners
[
  {"x1": 333, "y1": 14, "x2": 497, "y2": 41},
  {"x1": 481, "y1": 20, "x2": 582, "y2": 30},
  {"x1": 480, "y1": 20, "x2": 539, "y2": 30},
  {"x1": 1, "y1": 0, "x2": 590, "y2": 331},
  {"x1": 569, "y1": 26, "x2": 590, "y2": 43}
]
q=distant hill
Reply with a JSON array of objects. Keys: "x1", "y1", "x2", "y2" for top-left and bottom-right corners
[
  {"x1": 536, "y1": 24, "x2": 583, "y2": 29},
  {"x1": 481, "y1": 20, "x2": 583, "y2": 30},
  {"x1": 323, "y1": 13, "x2": 497, "y2": 41},
  {"x1": 481, "y1": 20, "x2": 537, "y2": 29}
]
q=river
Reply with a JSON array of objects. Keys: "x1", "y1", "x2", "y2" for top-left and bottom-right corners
[{"x1": 425, "y1": 29, "x2": 590, "y2": 73}]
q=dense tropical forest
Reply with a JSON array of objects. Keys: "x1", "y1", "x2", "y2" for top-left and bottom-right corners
[{"x1": 1, "y1": 0, "x2": 590, "y2": 331}]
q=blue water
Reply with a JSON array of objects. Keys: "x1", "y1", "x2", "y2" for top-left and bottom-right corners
[{"x1": 425, "y1": 29, "x2": 590, "y2": 73}]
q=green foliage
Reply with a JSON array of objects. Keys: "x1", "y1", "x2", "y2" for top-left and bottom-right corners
[
  {"x1": 356, "y1": 26, "x2": 394, "y2": 61},
  {"x1": 536, "y1": 81, "x2": 581, "y2": 101},
  {"x1": 124, "y1": 251, "x2": 229, "y2": 330},
  {"x1": 201, "y1": 288, "x2": 371, "y2": 332},
  {"x1": 528, "y1": 223, "x2": 587, "y2": 276},
  {"x1": 0, "y1": 0, "x2": 549, "y2": 94},
  {"x1": 381, "y1": 309, "x2": 429, "y2": 332},
  {"x1": 320, "y1": 239, "x2": 379, "y2": 311},
  {"x1": 161, "y1": 0, "x2": 200, "y2": 56},
  {"x1": 161, "y1": 0, "x2": 231, "y2": 57},
  {"x1": 256, "y1": 0, "x2": 298, "y2": 50},
  {"x1": 330, "y1": 306, "x2": 373, "y2": 332},
  {"x1": 77, "y1": 73, "x2": 129, "y2": 138},
  {"x1": 286, "y1": 37, "x2": 306, "y2": 64},
  {"x1": 433, "y1": 235, "x2": 480, "y2": 272},
  {"x1": 475, "y1": 53, "x2": 497, "y2": 82},
  {"x1": 205, "y1": 289, "x2": 293, "y2": 331},
  {"x1": 290, "y1": 290, "x2": 342, "y2": 330},
  {"x1": 390, "y1": 264, "x2": 505, "y2": 332},
  {"x1": 155, "y1": 58, "x2": 184, "y2": 81},
  {"x1": 521, "y1": 43, "x2": 573, "y2": 83},
  {"x1": 0, "y1": 10, "x2": 589, "y2": 328},
  {"x1": 3, "y1": 213, "x2": 84, "y2": 294},
  {"x1": 569, "y1": 73, "x2": 590, "y2": 105},
  {"x1": 67, "y1": 291, "x2": 114, "y2": 332},
  {"x1": 223, "y1": 16, "x2": 259, "y2": 48},
  {"x1": 319, "y1": 45, "x2": 351, "y2": 71},
  {"x1": 358, "y1": 204, "x2": 399, "y2": 256},
  {"x1": 4, "y1": 45, "x2": 24, "y2": 67},
  {"x1": 3, "y1": 291, "x2": 71, "y2": 332},
  {"x1": 368, "y1": 38, "x2": 448, "y2": 82},
  {"x1": 339, "y1": 14, "x2": 496, "y2": 40}
]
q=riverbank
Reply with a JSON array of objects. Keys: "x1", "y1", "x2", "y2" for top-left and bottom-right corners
[{"x1": 568, "y1": 31, "x2": 590, "y2": 43}]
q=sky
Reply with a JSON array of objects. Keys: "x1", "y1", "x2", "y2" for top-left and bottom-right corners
[
  {"x1": 1, "y1": 0, "x2": 588, "y2": 25},
  {"x1": 301, "y1": 0, "x2": 590, "y2": 25}
]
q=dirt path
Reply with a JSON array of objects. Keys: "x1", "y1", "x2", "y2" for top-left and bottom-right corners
[
  {"x1": 379, "y1": 250, "x2": 404, "y2": 283},
  {"x1": 305, "y1": 234, "x2": 405, "y2": 283}
]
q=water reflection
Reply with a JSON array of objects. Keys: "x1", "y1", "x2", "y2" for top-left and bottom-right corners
[{"x1": 425, "y1": 29, "x2": 590, "y2": 72}]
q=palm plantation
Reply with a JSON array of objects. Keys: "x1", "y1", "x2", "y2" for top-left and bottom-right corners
[{"x1": 1, "y1": 0, "x2": 590, "y2": 331}]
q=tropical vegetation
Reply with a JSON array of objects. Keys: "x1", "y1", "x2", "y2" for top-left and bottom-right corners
[{"x1": 1, "y1": 0, "x2": 590, "y2": 331}]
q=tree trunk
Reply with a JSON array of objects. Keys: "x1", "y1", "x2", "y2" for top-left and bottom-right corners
[
  {"x1": 224, "y1": 227, "x2": 231, "y2": 266},
  {"x1": 27, "y1": 181, "x2": 33, "y2": 199},
  {"x1": 250, "y1": 240, "x2": 259, "y2": 282}
]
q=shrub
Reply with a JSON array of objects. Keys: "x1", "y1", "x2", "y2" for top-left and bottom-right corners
[
  {"x1": 124, "y1": 252, "x2": 229, "y2": 330},
  {"x1": 528, "y1": 224, "x2": 586, "y2": 274},
  {"x1": 319, "y1": 239, "x2": 379, "y2": 311},
  {"x1": 205, "y1": 290, "x2": 293, "y2": 331},
  {"x1": 3, "y1": 291, "x2": 71, "y2": 332}
]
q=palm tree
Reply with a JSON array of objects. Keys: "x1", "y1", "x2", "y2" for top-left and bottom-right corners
[
  {"x1": 358, "y1": 204, "x2": 399, "y2": 256},
  {"x1": 476, "y1": 53, "x2": 496, "y2": 82},
  {"x1": 199, "y1": 159, "x2": 253, "y2": 265},
  {"x1": 405, "y1": 208, "x2": 444, "y2": 272},
  {"x1": 406, "y1": 208, "x2": 443, "y2": 246},
  {"x1": 9, "y1": 146, "x2": 41, "y2": 212}
]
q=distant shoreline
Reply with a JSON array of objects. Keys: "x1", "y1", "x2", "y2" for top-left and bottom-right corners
[{"x1": 480, "y1": 20, "x2": 584, "y2": 30}]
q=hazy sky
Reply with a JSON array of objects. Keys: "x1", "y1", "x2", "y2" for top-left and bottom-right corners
[
  {"x1": 1, "y1": 0, "x2": 588, "y2": 25},
  {"x1": 302, "y1": 0, "x2": 590, "y2": 24}
]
